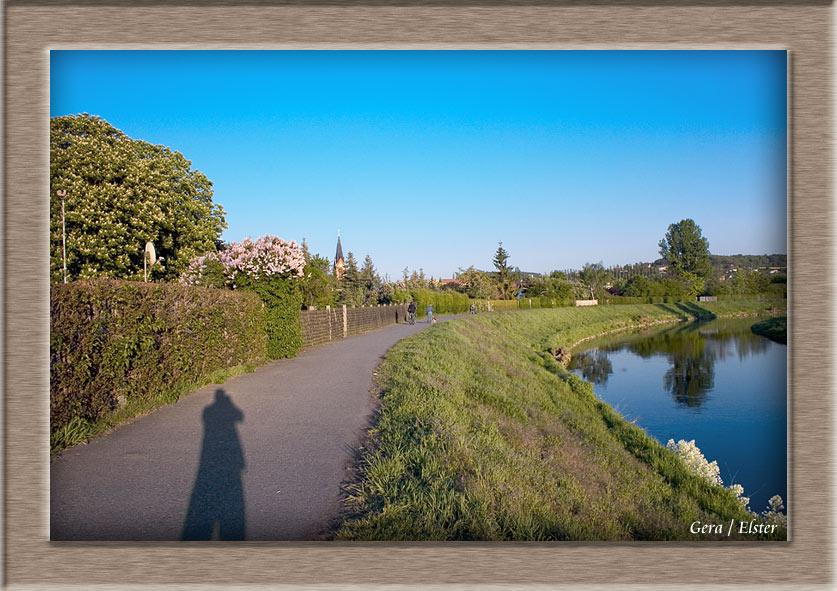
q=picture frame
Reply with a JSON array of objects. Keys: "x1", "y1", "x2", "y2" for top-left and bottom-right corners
[{"x1": 5, "y1": 1, "x2": 830, "y2": 587}]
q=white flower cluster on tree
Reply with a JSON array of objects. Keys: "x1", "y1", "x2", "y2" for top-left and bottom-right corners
[
  {"x1": 51, "y1": 114, "x2": 226, "y2": 282},
  {"x1": 180, "y1": 235, "x2": 305, "y2": 288}
]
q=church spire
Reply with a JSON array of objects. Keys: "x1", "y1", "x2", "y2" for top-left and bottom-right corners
[{"x1": 334, "y1": 230, "x2": 345, "y2": 280}]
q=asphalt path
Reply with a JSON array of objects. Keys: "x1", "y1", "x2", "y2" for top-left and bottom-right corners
[{"x1": 50, "y1": 315, "x2": 455, "y2": 541}]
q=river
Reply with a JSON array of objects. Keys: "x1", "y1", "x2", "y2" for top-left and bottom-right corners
[{"x1": 568, "y1": 317, "x2": 787, "y2": 514}]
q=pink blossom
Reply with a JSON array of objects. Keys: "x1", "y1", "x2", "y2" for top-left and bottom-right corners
[{"x1": 179, "y1": 234, "x2": 305, "y2": 287}]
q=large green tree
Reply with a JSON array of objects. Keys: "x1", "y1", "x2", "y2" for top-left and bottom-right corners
[
  {"x1": 658, "y1": 219, "x2": 712, "y2": 280},
  {"x1": 456, "y1": 266, "x2": 496, "y2": 300},
  {"x1": 50, "y1": 114, "x2": 226, "y2": 282},
  {"x1": 301, "y1": 254, "x2": 336, "y2": 310},
  {"x1": 525, "y1": 272, "x2": 574, "y2": 302},
  {"x1": 579, "y1": 262, "x2": 612, "y2": 300}
]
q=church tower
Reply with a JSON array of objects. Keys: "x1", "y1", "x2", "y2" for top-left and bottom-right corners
[{"x1": 334, "y1": 230, "x2": 346, "y2": 280}]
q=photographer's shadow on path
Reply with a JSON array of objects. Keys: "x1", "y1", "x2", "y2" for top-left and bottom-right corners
[{"x1": 181, "y1": 389, "x2": 246, "y2": 541}]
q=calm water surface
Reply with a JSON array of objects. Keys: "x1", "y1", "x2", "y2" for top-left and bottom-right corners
[{"x1": 568, "y1": 318, "x2": 787, "y2": 513}]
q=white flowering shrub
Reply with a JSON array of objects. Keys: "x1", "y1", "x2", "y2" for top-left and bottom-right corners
[
  {"x1": 762, "y1": 495, "x2": 788, "y2": 528},
  {"x1": 180, "y1": 235, "x2": 305, "y2": 288},
  {"x1": 666, "y1": 439, "x2": 752, "y2": 509},
  {"x1": 727, "y1": 483, "x2": 750, "y2": 509},
  {"x1": 666, "y1": 439, "x2": 722, "y2": 486}
]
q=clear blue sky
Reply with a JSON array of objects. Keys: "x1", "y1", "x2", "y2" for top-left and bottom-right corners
[{"x1": 50, "y1": 50, "x2": 787, "y2": 280}]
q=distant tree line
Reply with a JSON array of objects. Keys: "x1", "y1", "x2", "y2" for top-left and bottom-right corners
[{"x1": 50, "y1": 115, "x2": 785, "y2": 305}]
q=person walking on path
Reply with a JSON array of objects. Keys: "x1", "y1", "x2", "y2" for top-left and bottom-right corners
[
  {"x1": 407, "y1": 301, "x2": 416, "y2": 325},
  {"x1": 426, "y1": 303, "x2": 434, "y2": 324},
  {"x1": 469, "y1": 303, "x2": 476, "y2": 314}
]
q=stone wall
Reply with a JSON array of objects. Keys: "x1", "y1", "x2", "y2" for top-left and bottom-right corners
[{"x1": 299, "y1": 303, "x2": 409, "y2": 349}]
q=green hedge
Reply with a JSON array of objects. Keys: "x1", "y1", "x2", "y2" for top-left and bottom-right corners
[
  {"x1": 512, "y1": 296, "x2": 575, "y2": 309},
  {"x1": 601, "y1": 294, "x2": 786, "y2": 305},
  {"x1": 714, "y1": 293, "x2": 785, "y2": 302},
  {"x1": 600, "y1": 295, "x2": 694, "y2": 305},
  {"x1": 409, "y1": 289, "x2": 471, "y2": 316},
  {"x1": 234, "y1": 275, "x2": 303, "y2": 359},
  {"x1": 477, "y1": 299, "x2": 519, "y2": 311},
  {"x1": 50, "y1": 280, "x2": 267, "y2": 434},
  {"x1": 469, "y1": 298, "x2": 575, "y2": 312}
]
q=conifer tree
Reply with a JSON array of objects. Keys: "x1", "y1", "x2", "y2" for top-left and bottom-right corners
[
  {"x1": 493, "y1": 241, "x2": 513, "y2": 299},
  {"x1": 340, "y1": 252, "x2": 365, "y2": 306},
  {"x1": 359, "y1": 254, "x2": 382, "y2": 304}
]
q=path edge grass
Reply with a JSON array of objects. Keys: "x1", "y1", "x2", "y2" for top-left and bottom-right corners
[{"x1": 50, "y1": 362, "x2": 261, "y2": 454}]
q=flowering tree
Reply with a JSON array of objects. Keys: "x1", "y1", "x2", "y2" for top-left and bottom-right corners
[
  {"x1": 181, "y1": 235, "x2": 305, "y2": 359},
  {"x1": 51, "y1": 114, "x2": 227, "y2": 282},
  {"x1": 180, "y1": 235, "x2": 305, "y2": 288}
]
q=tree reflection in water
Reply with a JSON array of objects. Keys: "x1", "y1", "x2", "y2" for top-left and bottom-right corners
[
  {"x1": 568, "y1": 349, "x2": 613, "y2": 386},
  {"x1": 570, "y1": 318, "x2": 773, "y2": 411},
  {"x1": 663, "y1": 352, "x2": 714, "y2": 408}
]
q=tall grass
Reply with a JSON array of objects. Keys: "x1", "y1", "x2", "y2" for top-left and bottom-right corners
[{"x1": 333, "y1": 300, "x2": 786, "y2": 540}]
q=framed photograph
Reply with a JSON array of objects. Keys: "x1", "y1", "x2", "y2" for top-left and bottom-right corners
[{"x1": 6, "y1": 1, "x2": 831, "y2": 588}]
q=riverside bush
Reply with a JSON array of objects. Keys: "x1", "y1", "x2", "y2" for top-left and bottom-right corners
[
  {"x1": 751, "y1": 316, "x2": 787, "y2": 344},
  {"x1": 51, "y1": 280, "x2": 267, "y2": 438}
]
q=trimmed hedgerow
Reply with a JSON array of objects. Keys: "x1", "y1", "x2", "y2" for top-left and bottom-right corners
[
  {"x1": 50, "y1": 280, "x2": 267, "y2": 434},
  {"x1": 235, "y1": 274, "x2": 304, "y2": 359},
  {"x1": 408, "y1": 289, "x2": 471, "y2": 317}
]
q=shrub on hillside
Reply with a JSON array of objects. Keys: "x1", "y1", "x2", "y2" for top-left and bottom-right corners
[{"x1": 51, "y1": 280, "x2": 267, "y2": 433}]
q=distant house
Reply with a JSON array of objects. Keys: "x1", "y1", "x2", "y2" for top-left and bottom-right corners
[{"x1": 440, "y1": 278, "x2": 462, "y2": 286}]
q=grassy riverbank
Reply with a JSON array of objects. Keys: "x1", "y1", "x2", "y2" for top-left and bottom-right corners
[
  {"x1": 333, "y1": 300, "x2": 786, "y2": 540},
  {"x1": 751, "y1": 316, "x2": 787, "y2": 344}
]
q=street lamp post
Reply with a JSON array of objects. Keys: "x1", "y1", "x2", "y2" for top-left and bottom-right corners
[
  {"x1": 144, "y1": 241, "x2": 159, "y2": 282},
  {"x1": 56, "y1": 190, "x2": 67, "y2": 283}
]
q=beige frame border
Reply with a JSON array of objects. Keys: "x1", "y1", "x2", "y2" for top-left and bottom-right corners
[{"x1": 4, "y1": 2, "x2": 831, "y2": 588}]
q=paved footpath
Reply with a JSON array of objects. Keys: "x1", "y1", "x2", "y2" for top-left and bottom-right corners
[{"x1": 51, "y1": 316, "x2": 454, "y2": 541}]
